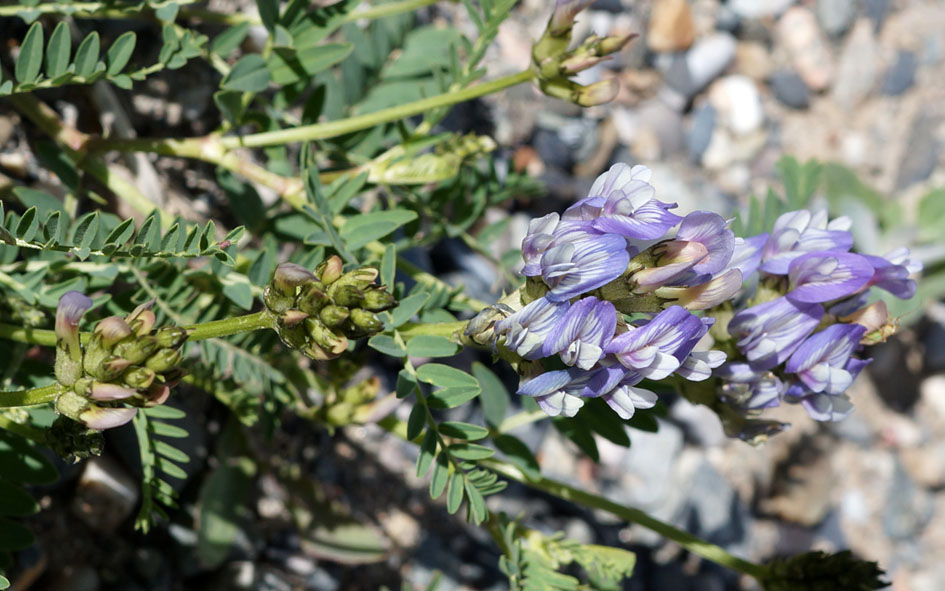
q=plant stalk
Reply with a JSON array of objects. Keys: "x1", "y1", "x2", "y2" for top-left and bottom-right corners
[{"x1": 0, "y1": 383, "x2": 64, "y2": 408}]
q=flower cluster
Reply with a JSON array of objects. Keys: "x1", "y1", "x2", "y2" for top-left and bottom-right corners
[
  {"x1": 264, "y1": 257, "x2": 396, "y2": 360},
  {"x1": 715, "y1": 209, "x2": 920, "y2": 430},
  {"x1": 54, "y1": 291, "x2": 188, "y2": 430},
  {"x1": 470, "y1": 163, "x2": 921, "y2": 436},
  {"x1": 483, "y1": 164, "x2": 739, "y2": 419}
]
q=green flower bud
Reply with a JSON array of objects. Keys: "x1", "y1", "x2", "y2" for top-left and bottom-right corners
[
  {"x1": 84, "y1": 316, "x2": 135, "y2": 379},
  {"x1": 574, "y1": 78, "x2": 619, "y2": 107},
  {"x1": 276, "y1": 323, "x2": 309, "y2": 351},
  {"x1": 145, "y1": 348, "x2": 182, "y2": 373},
  {"x1": 273, "y1": 263, "x2": 316, "y2": 295},
  {"x1": 113, "y1": 336, "x2": 159, "y2": 365},
  {"x1": 348, "y1": 309, "x2": 383, "y2": 335},
  {"x1": 334, "y1": 267, "x2": 379, "y2": 290},
  {"x1": 96, "y1": 356, "x2": 133, "y2": 382},
  {"x1": 329, "y1": 284, "x2": 364, "y2": 308},
  {"x1": 361, "y1": 287, "x2": 396, "y2": 312},
  {"x1": 598, "y1": 33, "x2": 636, "y2": 55},
  {"x1": 298, "y1": 283, "x2": 330, "y2": 315},
  {"x1": 319, "y1": 305, "x2": 350, "y2": 328},
  {"x1": 54, "y1": 291, "x2": 93, "y2": 387},
  {"x1": 301, "y1": 342, "x2": 333, "y2": 361},
  {"x1": 316, "y1": 255, "x2": 344, "y2": 285},
  {"x1": 123, "y1": 367, "x2": 157, "y2": 389},
  {"x1": 464, "y1": 303, "x2": 515, "y2": 346},
  {"x1": 55, "y1": 389, "x2": 91, "y2": 423},
  {"x1": 95, "y1": 316, "x2": 134, "y2": 347},
  {"x1": 304, "y1": 317, "x2": 349, "y2": 357},
  {"x1": 154, "y1": 326, "x2": 188, "y2": 349},
  {"x1": 73, "y1": 377, "x2": 93, "y2": 397}
]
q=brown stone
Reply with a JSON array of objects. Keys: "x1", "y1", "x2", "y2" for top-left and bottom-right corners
[{"x1": 647, "y1": 0, "x2": 696, "y2": 53}]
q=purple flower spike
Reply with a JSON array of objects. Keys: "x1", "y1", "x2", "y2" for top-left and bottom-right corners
[
  {"x1": 726, "y1": 234, "x2": 768, "y2": 279},
  {"x1": 675, "y1": 211, "x2": 735, "y2": 275},
  {"x1": 495, "y1": 297, "x2": 569, "y2": 359},
  {"x1": 761, "y1": 209, "x2": 854, "y2": 274},
  {"x1": 518, "y1": 363, "x2": 625, "y2": 417},
  {"x1": 600, "y1": 371, "x2": 658, "y2": 419},
  {"x1": 522, "y1": 213, "x2": 561, "y2": 277},
  {"x1": 542, "y1": 297, "x2": 617, "y2": 370},
  {"x1": 540, "y1": 231, "x2": 630, "y2": 302},
  {"x1": 862, "y1": 247, "x2": 921, "y2": 299},
  {"x1": 604, "y1": 306, "x2": 703, "y2": 379},
  {"x1": 785, "y1": 323, "x2": 869, "y2": 395},
  {"x1": 787, "y1": 251, "x2": 874, "y2": 303},
  {"x1": 727, "y1": 296, "x2": 823, "y2": 370}
]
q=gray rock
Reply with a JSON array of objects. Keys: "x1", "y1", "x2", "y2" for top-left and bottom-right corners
[
  {"x1": 715, "y1": 6, "x2": 740, "y2": 33},
  {"x1": 895, "y1": 111, "x2": 939, "y2": 190},
  {"x1": 729, "y1": 0, "x2": 794, "y2": 19},
  {"x1": 532, "y1": 127, "x2": 574, "y2": 172},
  {"x1": 770, "y1": 70, "x2": 811, "y2": 109},
  {"x1": 71, "y1": 457, "x2": 139, "y2": 533},
  {"x1": 683, "y1": 33, "x2": 737, "y2": 98},
  {"x1": 880, "y1": 50, "x2": 917, "y2": 96},
  {"x1": 816, "y1": 0, "x2": 857, "y2": 37},
  {"x1": 685, "y1": 461, "x2": 744, "y2": 544},
  {"x1": 687, "y1": 103, "x2": 716, "y2": 162},
  {"x1": 863, "y1": 0, "x2": 889, "y2": 32},
  {"x1": 831, "y1": 19, "x2": 879, "y2": 109},
  {"x1": 883, "y1": 461, "x2": 934, "y2": 541}
]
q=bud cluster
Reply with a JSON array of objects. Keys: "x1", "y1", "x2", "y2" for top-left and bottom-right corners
[
  {"x1": 53, "y1": 291, "x2": 189, "y2": 431},
  {"x1": 532, "y1": 0, "x2": 635, "y2": 107},
  {"x1": 264, "y1": 257, "x2": 396, "y2": 360}
]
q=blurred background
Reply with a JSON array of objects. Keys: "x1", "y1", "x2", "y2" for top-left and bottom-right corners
[{"x1": 3, "y1": 0, "x2": 945, "y2": 590}]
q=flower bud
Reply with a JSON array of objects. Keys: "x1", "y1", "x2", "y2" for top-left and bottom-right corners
[
  {"x1": 560, "y1": 54, "x2": 608, "y2": 75},
  {"x1": 55, "y1": 291, "x2": 93, "y2": 387},
  {"x1": 598, "y1": 33, "x2": 636, "y2": 55},
  {"x1": 73, "y1": 377, "x2": 93, "y2": 397},
  {"x1": 329, "y1": 285, "x2": 364, "y2": 308},
  {"x1": 95, "y1": 316, "x2": 134, "y2": 347},
  {"x1": 280, "y1": 309, "x2": 309, "y2": 328},
  {"x1": 138, "y1": 383, "x2": 171, "y2": 407},
  {"x1": 301, "y1": 342, "x2": 333, "y2": 361},
  {"x1": 113, "y1": 336, "x2": 159, "y2": 365},
  {"x1": 55, "y1": 389, "x2": 91, "y2": 422},
  {"x1": 97, "y1": 357, "x2": 133, "y2": 382},
  {"x1": 319, "y1": 305, "x2": 350, "y2": 328},
  {"x1": 145, "y1": 348, "x2": 183, "y2": 373},
  {"x1": 154, "y1": 326, "x2": 188, "y2": 349},
  {"x1": 362, "y1": 287, "x2": 396, "y2": 312},
  {"x1": 126, "y1": 302, "x2": 156, "y2": 336},
  {"x1": 349, "y1": 309, "x2": 383, "y2": 335},
  {"x1": 465, "y1": 303, "x2": 516, "y2": 346},
  {"x1": 316, "y1": 255, "x2": 344, "y2": 285},
  {"x1": 273, "y1": 262, "x2": 316, "y2": 295},
  {"x1": 549, "y1": 0, "x2": 594, "y2": 37},
  {"x1": 298, "y1": 283, "x2": 329, "y2": 315},
  {"x1": 123, "y1": 367, "x2": 157, "y2": 389},
  {"x1": 304, "y1": 318, "x2": 349, "y2": 357},
  {"x1": 84, "y1": 316, "x2": 134, "y2": 379},
  {"x1": 90, "y1": 382, "x2": 138, "y2": 401},
  {"x1": 574, "y1": 79, "x2": 619, "y2": 107}
]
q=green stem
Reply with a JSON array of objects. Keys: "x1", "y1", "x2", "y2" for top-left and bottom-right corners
[
  {"x1": 0, "y1": 413, "x2": 50, "y2": 443},
  {"x1": 0, "y1": 383, "x2": 64, "y2": 408},
  {"x1": 397, "y1": 320, "x2": 469, "y2": 342},
  {"x1": 95, "y1": 70, "x2": 535, "y2": 154},
  {"x1": 497, "y1": 409, "x2": 547, "y2": 434},
  {"x1": 183, "y1": 310, "x2": 275, "y2": 340},
  {"x1": 481, "y1": 458, "x2": 769, "y2": 581}
]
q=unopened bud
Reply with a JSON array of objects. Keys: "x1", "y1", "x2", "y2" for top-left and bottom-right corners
[
  {"x1": 598, "y1": 33, "x2": 636, "y2": 55},
  {"x1": 349, "y1": 309, "x2": 383, "y2": 334},
  {"x1": 362, "y1": 287, "x2": 396, "y2": 312},
  {"x1": 301, "y1": 342, "x2": 333, "y2": 361},
  {"x1": 298, "y1": 283, "x2": 329, "y2": 315},
  {"x1": 94, "y1": 316, "x2": 133, "y2": 347},
  {"x1": 124, "y1": 367, "x2": 157, "y2": 389},
  {"x1": 126, "y1": 302, "x2": 156, "y2": 336},
  {"x1": 55, "y1": 389, "x2": 91, "y2": 423},
  {"x1": 154, "y1": 326, "x2": 188, "y2": 349},
  {"x1": 574, "y1": 79, "x2": 619, "y2": 107},
  {"x1": 145, "y1": 349, "x2": 183, "y2": 373},
  {"x1": 54, "y1": 291, "x2": 93, "y2": 387},
  {"x1": 316, "y1": 256, "x2": 344, "y2": 285},
  {"x1": 97, "y1": 357, "x2": 132, "y2": 382},
  {"x1": 549, "y1": 0, "x2": 594, "y2": 37},
  {"x1": 330, "y1": 285, "x2": 364, "y2": 308},
  {"x1": 273, "y1": 262, "x2": 316, "y2": 295},
  {"x1": 137, "y1": 383, "x2": 171, "y2": 407},
  {"x1": 304, "y1": 318, "x2": 349, "y2": 356},
  {"x1": 113, "y1": 336, "x2": 159, "y2": 365},
  {"x1": 560, "y1": 54, "x2": 608, "y2": 75},
  {"x1": 464, "y1": 303, "x2": 516, "y2": 346},
  {"x1": 319, "y1": 305, "x2": 350, "y2": 328},
  {"x1": 280, "y1": 309, "x2": 309, "y2": 328}
]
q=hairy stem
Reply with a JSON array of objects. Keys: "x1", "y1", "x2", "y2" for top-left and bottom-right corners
[
  {"x1": 481, "y1": 458, "x2": 770, "y2": 581},
  {"x1": 0, "y1": 413, "x2": 50, "y2": 443},
  {"x1": 0, "y1": 383, "x2": 64, "y2": 408}
]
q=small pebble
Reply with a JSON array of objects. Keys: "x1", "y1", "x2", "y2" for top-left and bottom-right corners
[{"x1": 880, "y1": 50, "x2": 917, "y2": 96}]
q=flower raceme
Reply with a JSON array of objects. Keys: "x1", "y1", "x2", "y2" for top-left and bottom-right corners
[{"x1": 471, "y1": 163, "x2": 921, "y2": 437}]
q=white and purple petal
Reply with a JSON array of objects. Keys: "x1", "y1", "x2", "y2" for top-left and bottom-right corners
[
  {"x1": 542, "y1": 297, "x2": 617, "y2": 370},
  {"x1": 787, "y1": 251, "x2": 874, "y2": 303},
  {"x1": 604, "y1": 306, "x2": 703, "y2": 378},
  {"x1": 726, "y1": 233, "x2": 768, "y2": 279},
  {"x1": 541, "y1": 234, "x2": 630, "y2": 302},
  {"x1": 727, "y1": 296, "x2": 824, "y2": 370},
  {"x1": 785, "y1": 323, "x2": 867, "y2": 395},
  {"x1": 675, "y1": 211, "x2": 735, "y2": 275},
  {"x1": 495, "y1": 297, "x2": 569, "y2": 359}
]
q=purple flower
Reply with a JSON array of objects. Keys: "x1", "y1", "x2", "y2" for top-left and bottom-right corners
[
  {"x1": 760, "y1": 209, "x2": 854, "y2": 274},
  {"x1": 522, "y1": 213, "x2": 561, "y2": 276},
  {"x1": 495, "y1": 297, "x2": 569, "y2": 359},
  {"x1": 862, "y1": 247, "x2": 921, "y2": 299},
  {"x1": 785, "y1": 323, "x2": 869, "y2": 395},
  {"x1": 784, "y1": 390, "x2": 855, "y2": 422},
  {"x1": 604, "y1": 306, "x2": 704, "y2": 379},
  {"x1": 786, "y1": 251, "x2": 874, "y2": 303},
  {"x1": 539, "y1": 229, "x2": 631, "y2": 302},
  {"x1": 727, "y1": 296, "x2": 823, "y2": 370},
  {"x1": 563, "y1": 164, "x2": 682, "y2": 240},
  {"x1": 720, "y1": 372, "x2": 784, "y2": 411},
  {"x1": 518, "y1": 362, "x2": 625, "y2": 417},
  {"x1": 677, "y1": 350, "x2": 727, "y2": 381},
  {"x1": 674, "y1": 211, "x2": 734, "y2": 275},
  {"x1": 599, "y1": 370, "x2": 658, "y2": 419},
  {"x1": 542, "y1": 296, "x2": 617, "y2": 370},
  {"x1": 726, "y1": 233, "x2": 768, "y2": 279},
  {"x1": 55, "y1": 291, "x2": 94, "y2": 386}
]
